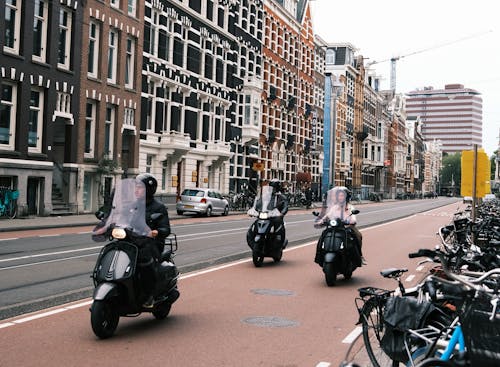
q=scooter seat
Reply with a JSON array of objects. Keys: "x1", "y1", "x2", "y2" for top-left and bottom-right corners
[{"x1": 380, "y1": 268, "x2": 408, "y2": 278}]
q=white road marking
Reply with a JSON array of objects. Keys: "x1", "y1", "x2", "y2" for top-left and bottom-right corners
[
  {"x1": 342, "y1": 326, "x2": 362, "y2": 344},
  {"x1": 416, "y1": 265, "x2": 424, "y2": 272},
  {"x1": 0, "y1": 246, "x2": 103, "y2": 263},
  {"x1": 316, "y1": 362, "x2": 331, "y2": 367},
  {"x1": 0, "y1": 254, "x2": 97, "y2": 271},
  {"x1": 0, "y1": 237, "x2": 19, "y2": 241},
  {"x1": 38, "y1": 234, "x2": 61, "y2": 238},
  {"x1": 405, "y1": 274, "x2": 416, "y2": 282}
]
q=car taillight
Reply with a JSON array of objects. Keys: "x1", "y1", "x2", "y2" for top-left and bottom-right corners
[{"x1": 200, "y1": 198, "x2": 207, "y2": 204}]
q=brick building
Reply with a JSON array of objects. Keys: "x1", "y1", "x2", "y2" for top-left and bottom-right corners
[
  {"x1": 74, "y1": 0, "x2": 144, "y2": 213},
  {"x1": 260, "y1": 0, "x2": 318, "y2": 193}
]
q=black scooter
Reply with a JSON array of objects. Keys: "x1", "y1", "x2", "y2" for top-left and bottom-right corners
[
  {"x1": 247, "y1": 209, "x2": 287, "y2": 267},
  {"x1": 313, "y1": 209, "x2": 361, "y2": 286},
  {"x1": 90, "y1": 212, "x2": 180, "y2": 339}
]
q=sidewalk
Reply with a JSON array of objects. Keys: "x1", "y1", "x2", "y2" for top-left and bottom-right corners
[{"x1": 0, "y1": 200, "x2": 379, "y2": 233}]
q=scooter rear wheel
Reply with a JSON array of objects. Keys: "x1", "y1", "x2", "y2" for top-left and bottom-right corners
[
  {"x1": 252, "y1": 252, "x2": 264, "y2": 267},
  {"x1": 90, "y1": 300, "x2": 119, "y2": 339}
]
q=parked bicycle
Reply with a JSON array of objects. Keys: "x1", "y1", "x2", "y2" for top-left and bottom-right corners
[{"x1": 0, "y1": 187, "x2": 19, "y2": 219}]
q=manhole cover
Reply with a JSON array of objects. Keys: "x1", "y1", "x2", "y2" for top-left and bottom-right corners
[
  {"x1": 251, "y1": 288, "x2": 295, "y2": 296},
  {"x1": 242, "y1": 316, "x2": 299, "y2": 328}
]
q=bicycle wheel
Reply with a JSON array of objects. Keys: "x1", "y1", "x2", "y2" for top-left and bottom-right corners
[{"x1": 360, "y1": 298, "x2": 399, "y2": 367}]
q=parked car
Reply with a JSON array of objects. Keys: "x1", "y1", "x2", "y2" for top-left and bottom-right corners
[
  {"x1": 463, "y1": 196, "x2": 473, "y2": 204},
  {"x1": 176, "y1": 188, "x2": 229, "y2": 217}
]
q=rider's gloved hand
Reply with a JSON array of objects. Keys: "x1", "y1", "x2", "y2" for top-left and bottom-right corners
[
  {"x1": 247, "y1": 208, "x2": 258, "y2": 217},
  {"x1": 270, "y1": 208, "x2": 281, "y2": 217}
]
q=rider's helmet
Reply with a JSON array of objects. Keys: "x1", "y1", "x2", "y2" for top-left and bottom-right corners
[
  {"x1": 136, "y1": 173, "x2": 158, "y2": 202},
  {"x1": 268, "y1": 179, "x2": 282, "y2": 193}
]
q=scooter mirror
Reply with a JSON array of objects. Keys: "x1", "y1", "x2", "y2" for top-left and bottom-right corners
[
  {"x1": 312, "y1": 211, "x2": 319, "y2": 217},
  {"x1": 351, "y1": 209, "x2": 360, "y2": 215},
  {"x1": 95, "y1": 210, "x2": 105, "y2": 220}
]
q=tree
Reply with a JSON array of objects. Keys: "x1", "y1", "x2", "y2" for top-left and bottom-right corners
[
  {"x1": 491, "y1": 150, "x2": 498, "y2": 180},
  {"x1": 440, "y1": 152, "x2": 461, "y2": 194}
]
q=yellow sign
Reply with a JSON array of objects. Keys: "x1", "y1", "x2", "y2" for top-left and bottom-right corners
[
  {"x1": 203, "y1": 177, "x2": 208, "y2": 183},
  {"x1": 252, "y1": 162, "x2": 265, "y2": 171},
  {"x1": 192, "y1": 170, "x2": 198, "y2": 182},
  {"x1": 171, "y1": 175, "x2": 178, "y2": 187},
  {"x1": 460, "y1": 149, "x2": 490, "y2": 197}
]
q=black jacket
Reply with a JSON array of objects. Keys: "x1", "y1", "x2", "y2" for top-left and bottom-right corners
[{"x1": 145, "y1": 198, "x2": 171, "y2": 243}]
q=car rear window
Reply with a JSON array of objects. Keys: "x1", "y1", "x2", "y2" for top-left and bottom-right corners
[{"x1": 182, "y1": 189, "x2": 205, "y2": 197}]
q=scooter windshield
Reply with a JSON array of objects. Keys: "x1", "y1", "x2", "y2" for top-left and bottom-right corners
[
  {"x1": 317, "y1": 187, "x2": 348, "y2": 221},
  {"x1": 252, "y1": 185, "x2": 275, "y2": 212},
  {"x1": 93, "y1": 178, "x2": 151, "y2": 237}
]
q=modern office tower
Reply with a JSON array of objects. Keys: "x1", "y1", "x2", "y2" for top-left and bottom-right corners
[{"x1": 406, "y1": 84, "x2": 483, "y2": 154}]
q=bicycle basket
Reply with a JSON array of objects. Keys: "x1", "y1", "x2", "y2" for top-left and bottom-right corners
[{"x1": 460, "y1": 294, "x2": 500, "y2": 367}]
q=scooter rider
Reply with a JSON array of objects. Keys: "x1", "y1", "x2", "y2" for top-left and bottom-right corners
[
  {"x1": 314, "y1": 186, "x2": 366, "y2": 266},
  {"x1": 247, "y1": 179, "x2": 289, "y2": 247},
  {"x1": 135, "y1": 174, "x2": 171, "y2": 308}
]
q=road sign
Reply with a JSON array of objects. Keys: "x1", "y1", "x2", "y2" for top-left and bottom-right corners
[
  {"x1": 252, "y1": 162, "x2": 265, "y2": 171},
  {"x1": 461, "y1": 149, "x2": 490, "y2": 197}
]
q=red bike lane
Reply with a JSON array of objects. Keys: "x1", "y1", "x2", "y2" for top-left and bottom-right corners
[{"x1": 0, "y1": 204, "x2": 458, "y2": 367}]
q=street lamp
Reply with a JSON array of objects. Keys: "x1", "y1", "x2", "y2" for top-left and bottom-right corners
[{"x1": 325, "y1": 73, "x2": 344, "y2": 189}]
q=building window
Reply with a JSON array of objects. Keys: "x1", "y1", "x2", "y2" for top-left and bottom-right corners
[
  {"x1": 107, "y1": 29, "x2": 118, "y2": 84},
  {"x1": 88, "y1": 21, "x2": 100, "y2": 78},
  {"x1": 4, "y1": 0, "x2": 21, "y2": 54},
  {"x1": 326, "y1": 49, "x2": 335, "y2": 64},
  {"x1": 28, "y1": 89, "x2": 44, "y2": 153},
  {"x1": 125, "y1": 38, "x2": 135, "y2": 88},
  {"x1": 85, "y1": 101, "x2": 96, "y2": 158},
  {"x1": 110, "y1": 0, "x2": 120, "y2": 9},
  {"x1": 104, "y1": 105, "x2": 115, "y2": 158},
  {"x1": 33, "y1": 0, "x2": 48, "y2": 62},
  {"x1": 58, "y1": 8, "x2": 72, "y2": 70},
  {"x1": 146, "y1": 154, "x2": 153, "y2": 173},
  {"x1": 147, "y1": 10, "x2": 159, "y2": 57},
  {"x1": 124, "y1": 107, "x2": 135, "y2": 129},
  {"x1": 55, "y1": 92, "x2": 71, "y2": 115},
  {"x1": 341, "y1": 141, "x2": 346, "y2": 163},
  {"x1": 0, "y1": 83, "x2": 17, "y2": 149},
  {"x1": 127, "y1": 0, "x2": 136, "y2": 16}
]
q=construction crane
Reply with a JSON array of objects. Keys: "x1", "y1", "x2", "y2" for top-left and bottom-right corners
[{"x1": 367, "y1": 30, "x2": 492, "y2": 91}]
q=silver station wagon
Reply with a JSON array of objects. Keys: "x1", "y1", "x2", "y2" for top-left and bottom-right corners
[{"x1": 176, "y1": 188, "x2": 229, "y2": 217}]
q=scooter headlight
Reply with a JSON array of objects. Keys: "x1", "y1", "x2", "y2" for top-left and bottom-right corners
[
  {"x1": 259, "y1": 212, "x2": 269, "y2": 220},
  {"x1": 111, "y1": 228, "x2": 127, "y2": 239},
  {"x1": 329, "y1": 219, "x2": 338, "y2": 227}
]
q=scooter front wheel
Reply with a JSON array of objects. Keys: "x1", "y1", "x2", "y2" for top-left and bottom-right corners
[
  {"x1": 152, "y1": 301, "x2": 172, "y2": 320},
  {"x1": 273, "y1": 249, "x2": 283, "y2": 263},
  {"x1": 323, "y1": 263, "x2": 337, "y2": 286},
  {"x1": 252, "y1": 252, "x2": 264, "y2": 267},
  {"x1": 90, "y1": 300, "x2": 119, "y2": 339}
]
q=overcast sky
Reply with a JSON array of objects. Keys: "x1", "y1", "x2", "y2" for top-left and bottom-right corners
[{"x1": 310, "y1": 0, "x2": 499, "y2": 157}]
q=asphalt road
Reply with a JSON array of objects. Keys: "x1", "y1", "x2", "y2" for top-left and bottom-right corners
[
  {"x1": 0, "y1": 197, "x2": 460, "y2": 319},
  {"x1": 0, "y1": 201, "x2": 461, "y2": 367}
]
